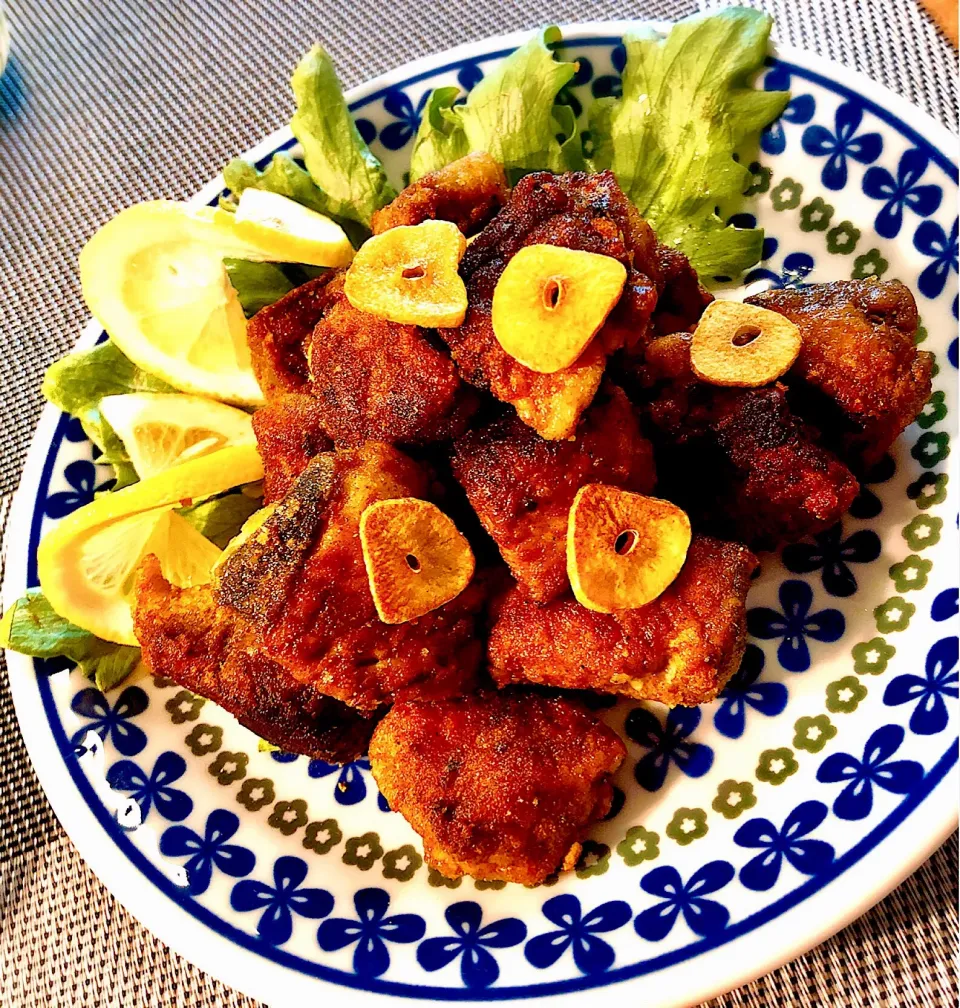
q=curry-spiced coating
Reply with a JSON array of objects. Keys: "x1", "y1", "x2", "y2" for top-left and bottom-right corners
[
  {"x1": 252, "y1": 393, "x2": 332, "y2": 504},
  {"x1": 215, "y1": 442, "x2": 486, "y2": 713},
  {"x1": 307, "y1": 272, "x2": 475, "y2": 447},
  {"x1": 369, "y1": 690, "x2": 626, "y2": 885},
  {"x1": 640, "y1": 333, "x2": 859, "y2": 548},
  {"x1": 443, "y1": 170, "x2": 669, "y2": 440},
  {"x1": 747, "y1": 279, "x2": 932, "y2": 470},
  {"x1": 452, "y1": 383, "x2": 656, "y2": 603},
  {"x1": 488, "y1": 536, "x2": 757, "y2": 707},
  {"x1": 246, "y1": 273, "x2": 340, "y2": 397},
  {"x1": 371, "y1": 152, "x2": 508, "y2": 235},
  {"x1": 134, "y1": 557, "x2": 375, "y2": 761}
]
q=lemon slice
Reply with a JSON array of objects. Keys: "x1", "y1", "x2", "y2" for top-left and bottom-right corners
[
  {"x1": 231, "y1": 190, "x2": 353, "y2": 267},
  {"x1": 38, "y1": 443, "x2": 263, "y2": 644},
  {"x1": 99, "y1": 392, "x2": 255, "y2": 479},
  {"x1": 80, "y1": 201, "x2": 268, "y2": 407}
]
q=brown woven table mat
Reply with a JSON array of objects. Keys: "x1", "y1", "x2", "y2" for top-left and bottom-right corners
[{"x1": 0, "y1": 1, "x2": 957, "y2": 1005}]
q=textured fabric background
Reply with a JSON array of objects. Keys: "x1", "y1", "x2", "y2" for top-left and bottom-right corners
[{"x1": 0, "y1": 1, "x2": 956, "y2": 1005}]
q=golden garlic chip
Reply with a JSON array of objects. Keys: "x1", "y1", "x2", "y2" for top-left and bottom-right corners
[
  {"x1": 491, "y1": 244, "x2": 627, "y2": 373},
  {"x1": 690, "y1": 300, "x2": 802, "y2": 387},
  {"x1": 360, "y1": 497, "x2": 475, "y2": 624},
  {"x1": 343, "y1": 220, "x2": 468, "y2": 327},
  {"x1": 567, "y1": 485, "x2": 691, "y2": 613}
]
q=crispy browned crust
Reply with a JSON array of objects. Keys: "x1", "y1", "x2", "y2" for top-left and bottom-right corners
[
  {"x1": 252, "y1": 393, "x2": 333, "y2": 504},
  {"x1": 452, "y1": 383, "x2": 656, "y2": 603},
  {"x1": 368, "y1": 690, "x2": 625, "y2": 885},
  {"x1": 442, "y1": 170, "x2": 665, "y2": 439},
  {"x1": 307, "y1": 273, "x2": 474, "y2": 447},
  {"x1": 640, "y1": 333, "x2": 859, "y2": 548},
  {"x1": 747, "y1": 279, "x2": 932, "y2": 469},
  {"x1": 488, "y1": 536, "x2": 757, "y2": 707},
  {"x1": 371, "y1": 152, "x2": 508, "y2": 235},
  {"x1": 215, "y1": 443, "x2": 485, "y2": 713},
  {"x1": 246, "y1": 274, "x2": 340, "y2": 397},
  {"x1": 134, "y1": 556, "x2": 375, "y2": 761}
]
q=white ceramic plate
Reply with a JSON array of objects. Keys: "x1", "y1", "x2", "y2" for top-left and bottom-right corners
[{"x1": 4, "y1": 22, "x2": 958, "y2": 1008}]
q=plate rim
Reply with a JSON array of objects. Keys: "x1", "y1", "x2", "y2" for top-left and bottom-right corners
[{"x1": 3, "y1": 20, "x2": 957, "y2": 1008}]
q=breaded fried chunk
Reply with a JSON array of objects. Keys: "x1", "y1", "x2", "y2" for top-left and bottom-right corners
[
  {"x1": 134, "y1": 557, "x2": 374, "y2": 761},
  {"x1": 443, "y1": 170, "x2": 666, "y2": 439},
  {"x1": 642, "y1": 333, "x2": 858, "y2": 548},
  {"x1": 215, "y1": 443, "x2": 485, "y2": 712},
  {"x1": 369, "y1": 691, "x2": 625, "y2": 885},
  {"x1": 246, "y1": 274, "x2": 340, "y2": 397},
  {"x1": 488, "y1": 536, "x2": 757, "y2": 707},
  {"x1": 252, "y1": 393, "x2": 332, "y2": 504},
  {"x1": 371, "y1": 152, "x2": 507, "y2": 235},
  {"x1": 452, "y1": 383, "x2": 656, "y2": 602},
  {"x1": 747, "y1": 279, "x2": 932, "y2": 469},
  {"x1": 308, "y1": 272, "x2": 473, "y2": 446}
]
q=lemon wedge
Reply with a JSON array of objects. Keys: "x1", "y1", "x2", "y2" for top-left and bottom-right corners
[
  {"x1": 99, "y1": 392, "x2": 255, "y2": 479},
  {"x1": 79, "y1": 199, "x2": 350, "y2": 408},
  {"x1": 231, "y1": 189, "x2": 354, "y2": 267},
  {"x1": 38, "y1": 443, "x2": 263, "y2": 644}
]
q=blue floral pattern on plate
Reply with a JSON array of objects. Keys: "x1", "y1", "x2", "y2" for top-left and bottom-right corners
[
  {"x1": 713, "y1": 645, "x2": 788, "y2": 740},
  {"x1": 883, "y1": 635, "x2": 958, "y2": 735},
  {"x1": 625, "y1": 707, "x2": 713, "y2": 791},
  {"x1": 161, "y1": 808, "x2": 256, "y2": 895},
  {"x1": 748, "y1": 580, "x2": 845, "y2": 672},
  {"x1": 525, "y1": 895, "x2": 631, "y2": 974},
  {"x1": 417, "y1": 901, "x2": 526, "y2": 988},
  {"x1": 634, "y1": 862, "x2": 734, "y2": 941},
  {"x1": 734, "y1": 801, "x2": 834, "y2": 891},
  {"x1": 317, "y1": 888, "x2": 425, "y2": 977},
  {"x1": 231, "y1": 855, "x2": 333, "y2": 945}
]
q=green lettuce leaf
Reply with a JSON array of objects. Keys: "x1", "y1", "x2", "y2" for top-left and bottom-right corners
[
  {"x1": 290, "y1": 45, "x2": 397, "y2": 229},
  {"x1": 588, "y1": 8, "x2": 789, "y2": 278},
  {"x1": 408, "y1": 87, "x2": 469, "y2": 180},
  {"x1": 178, "y1": 490, "x2": 262, "y2": 548},
  {"x1": 0, "y1": 590, "x2": 141, "y2": 692},
  {"x1": 409, "y1": 27, "x2": 581, "y2": 183},
  {"x1": 42, "y1": 341, "x2": 175, "y2": 481},
  {"x1": 220, "y1": 154, "x2": 369, "y2": 248},
  {"x1": 223, "y1": 258, "x2": 324, "y2": 317}
]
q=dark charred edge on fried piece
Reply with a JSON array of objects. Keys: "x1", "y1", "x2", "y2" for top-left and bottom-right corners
[
  {"x1": 246, "y1": 273, "x2": 341, "y2": 398},
  {"x1": 134, "y1": 556, "x2": 375, "y2": 762},
  {"x1": 216, "y1": 453, "x2": 338, "y2": 626},
  {"x1": 634, "y1": 332, "x2": 859, "y2": 549},
  {"x1": 747, "y1": 279, "x2": 932, "y2": 472}
]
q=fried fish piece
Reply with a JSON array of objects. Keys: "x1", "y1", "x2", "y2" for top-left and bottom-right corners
[
  {"x1": 252, "y1": 393, "x2": 333, "y2": 504},
  {"x1": 246, "y1": 274, "x2": 340, "y2": 397},
  {"x1": 443, "y1": 170, "x2": 665, "y2": 439},
  {"x1": 369, "y1": 690, "x2": 625, "y2": 885},
  {"x1": 641, "y1": 333, "x2": 859, "y2": 548},
  {"x1": 371, "y1": 152, "x2": 508, "y2": 235},
  {"x1": 134, "y1": 556, "x2": 374, "y2": 761},
  {"x1": 747, "y1": 279, "x2": 932, "y2": 470},
  {"x1": 452, "y1": 383, "x2": 656, "y2": 602},
  {"x1": 308, "y1": 272, "x2": 473, "y2": 446},
  {"x1": 488, "y1": 536, "x2": 757, "y2": 707},
  {"x1": 215, "y1": 442, "x2": 485, "y2": 713}
]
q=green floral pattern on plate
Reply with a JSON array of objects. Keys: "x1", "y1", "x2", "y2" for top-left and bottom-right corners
[
  {"x1": 303, "y1": 818, "x2": 341, "y2": 855},
  {"x1": 616, "y1": 826, "x2": 661, "y2": 866},
  {"x1": 852, "y1": 636, "x2": 897, "y2": 674},
  {"x1": 343, "y1": 832, "x2": 383, "y2": 871},
  {"x1": 874, "y1": 598, "x2": 916, "y2": 634},
  {"x1": 826, "y1": 676, "x2": 868, "y2": 713},
  {"x1": 793, "y1": 714, "x2": 837, "y2": 753},
  {"x1": 712, "y1": 780, "x2": 757, "y2": 820},
  {"x1": 756, "y1": 747, "x2": 799, "y2": 785},
  {"x1": 665, "y1": 808, "x2": 708, "y2": 846},
  {"x1": 889, "y1": 555, "x2": 933, "y2": 593},
  {"x1": 268, "y1": 799, "x2": 309, "y2": 836}
]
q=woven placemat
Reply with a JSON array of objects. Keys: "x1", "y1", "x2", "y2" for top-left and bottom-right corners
[{"x1": 0, "y1": 1, "x2": 956, "y2": 1005}]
